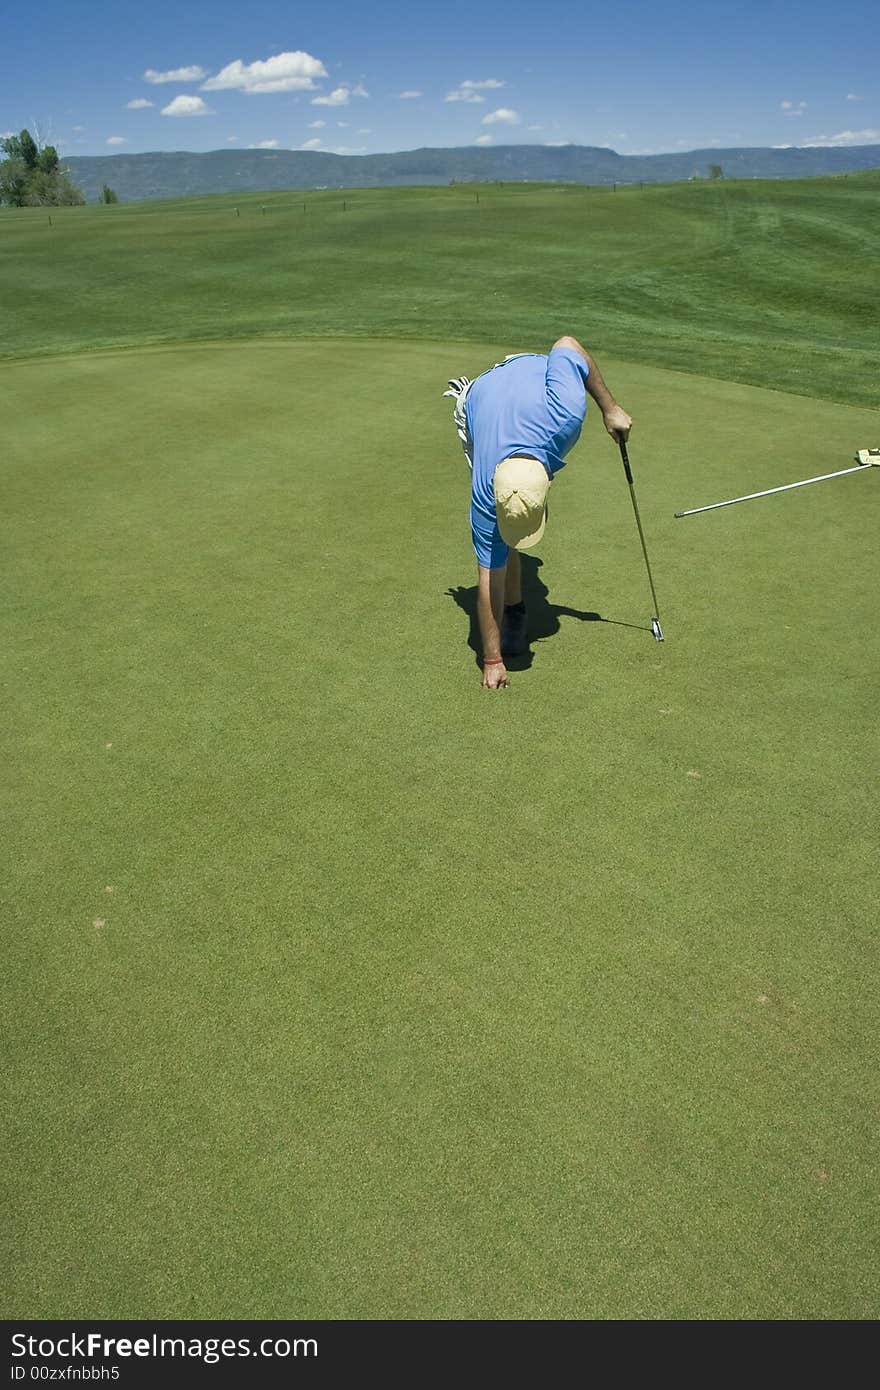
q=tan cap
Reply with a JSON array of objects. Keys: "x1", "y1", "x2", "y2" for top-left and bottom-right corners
[{"x1": 493, "y1": 455, "x2": 550, "y2": 550}]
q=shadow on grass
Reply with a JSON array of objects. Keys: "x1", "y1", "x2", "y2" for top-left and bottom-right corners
[{"x1": 446, "y1": 554, "x2": 649, "y2": 670}]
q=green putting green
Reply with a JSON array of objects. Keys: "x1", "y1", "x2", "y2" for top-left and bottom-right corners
[{"x1": 3, "y1": 336, "x2": 878, "y2": 1318}]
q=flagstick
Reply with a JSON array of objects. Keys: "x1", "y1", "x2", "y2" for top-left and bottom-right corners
[{"x1": 675, "y1": 460, "x2": 878, "y2": 518}]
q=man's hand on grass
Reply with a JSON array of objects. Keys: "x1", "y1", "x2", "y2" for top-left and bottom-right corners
[{"x1": 482, "y1": 660, "x2": 509, "y2": 690}]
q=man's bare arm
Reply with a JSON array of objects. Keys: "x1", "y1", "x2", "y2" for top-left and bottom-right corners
[
  {"x1": 552, "y1": 335, "x2": 632, "y2": 442},
  {"x1": 477, "y1": 564, "x2": 509, "y2": 689}
]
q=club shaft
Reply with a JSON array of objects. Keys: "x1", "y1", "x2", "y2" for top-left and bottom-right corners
[
  {"x1": 675, "y1": 462, "x2": 872, "y2": 517},
  {"x1": 628, "y1": 485, "x2": 661, "y2": 616},
  {"x1": 619, "y1": 442, "x2": 661, "y2": 619}
]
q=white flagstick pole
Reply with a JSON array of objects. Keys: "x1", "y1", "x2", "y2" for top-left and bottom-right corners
[{"x1": 675, "y1": 458, "x2": 878, "y2": 518}]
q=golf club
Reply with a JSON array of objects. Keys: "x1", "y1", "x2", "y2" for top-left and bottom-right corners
[
  {"x1": 675, "y1": 449, "x2": 880, "y2": 518},
  {"x1": 618, "y1": 439, "x2": 664, "y2": 641}
]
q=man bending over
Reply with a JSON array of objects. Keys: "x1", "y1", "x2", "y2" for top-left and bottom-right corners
[{"x1": 445, "y1": 336, "x2": 632, "y2": 689}]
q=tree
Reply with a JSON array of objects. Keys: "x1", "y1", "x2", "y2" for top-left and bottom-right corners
[
  {"x1": 2, "y1": 129, "x2": 38, "y2": 168},
  {"x1": 101, "y1": 183, "x2": 119, "y2": 204},
  {"x1": 24, "y1": 167, "x2": 84, "y2": 206},
  {"x1": 36, "y1": 145, "x2": 60, "y2": 175},
  {"x1": 708, "y1": 163, "x2": 724, "y2": 180},
  {"x1": 0, "y1": 157, "x2": 29, "y2": 206},
  {"x1": 0, "y1": 128, "x2": 84, "y2": 206}
]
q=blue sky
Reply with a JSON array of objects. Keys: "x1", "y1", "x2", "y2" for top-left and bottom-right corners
[{"x1": 3, "y1": 0, "x2": 878, "y2": 159}]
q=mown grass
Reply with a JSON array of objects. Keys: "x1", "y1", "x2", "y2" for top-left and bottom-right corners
[
  {"x1": 2, "y1": 175, "x2": 879, "y2": 1320},
  {"x1": 1, "y1": 172, "x2": 878, "y2": 404}
]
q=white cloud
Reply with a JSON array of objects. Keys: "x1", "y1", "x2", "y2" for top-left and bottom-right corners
[
  {"x1": 161, "y1": 95, "x2": 213, "y2": 117},
  {"x1": 781, "y1": 100, "x2": 808, "y2": 117},
  {"x1": 482, "y1": 108, "x2": 520, "y2": 126},
  {"x1": 145, "y1": 66, "x2": 206, "y2": 84},
  {"x1": 311, "y1": 83, "x2": 368, "y2": 107},
  {"x1": 527, "y1": 124, "x2": 543, "y2": 131},
  {"x1": 202, "y1": 51, "x2": 327, "y2": 94},
  {"x1": 358, "y1": 128, "x2": 371, "y2": 134},
  {"x1": 226, "y1": 136, "x2": 240, "y2": 143},
  {"x1": 106, "y1": 136, "x2": 127, "y2": 145},
  {"x1": 308, "y1": 120, "x2": 326, "y2": 128},
  {"x1": 475, "y1": 134, "x2": 493, "y2": 145},
  {"x1": 333, "y1": 145, "x2": 367, "y2": 155},
  {"x1": 802, "y1": 128, "x2": 880, "y2": 146},
  {"x1": 544, "y1": 141, "x2": 571, "y2": 147},
  {"x1": 398, "y1": 90, "x2": 422, "y2": 99},
  {"x1": 444, "y1": 79, "x2": 505, "y2": 105},
  {"x1": 300, "y1": 138, "x2": 323, "y2": 150},
  {"x1": 1, "y1": 130, "x2": 14, "y2": 139},
  {"x1": 249, "y1": 139, "x2": 280, "y2": 148},
  {"x1": 72, "y1": 125, "x2": 85, "y2": 133},
  {"x1": 126, "y1": 98, "x2": 154, "y2": 110},
  {"x1": 846, "y1": 93, "x2": 862, "y2": 101},
  {"x1": 337, "y1": 121, "x2": 349, "y2": 128}
]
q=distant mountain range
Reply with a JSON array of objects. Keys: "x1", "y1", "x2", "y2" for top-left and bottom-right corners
[{"x1": 62, "y1": 143, "x2": 880, "y2": 204}]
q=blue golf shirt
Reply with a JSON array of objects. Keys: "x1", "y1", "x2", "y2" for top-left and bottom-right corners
[{"x1": 465, "y1": 347, "x2": 590, "y2": 568}]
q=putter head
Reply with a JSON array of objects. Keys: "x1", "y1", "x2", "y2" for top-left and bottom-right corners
[
  {"x1": 651, "y1": 617, "x2": 664, "y2": 642},
  {"x1": 856, "y1": 448, "x2": 880, "y2": 467}
]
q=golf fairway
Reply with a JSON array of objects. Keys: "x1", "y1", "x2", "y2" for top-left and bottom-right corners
[{"x1": 3, "y1": 339, "x2": 877, "y2": 1318}]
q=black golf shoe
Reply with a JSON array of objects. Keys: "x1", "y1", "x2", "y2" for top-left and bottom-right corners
[{"x1": 501, "y1": 602, "x2": 528, "y2": 656}]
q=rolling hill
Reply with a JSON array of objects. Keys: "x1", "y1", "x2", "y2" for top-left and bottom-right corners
[{"x1": 59, "y1": 141, "x2": 880, "y2": 203}]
